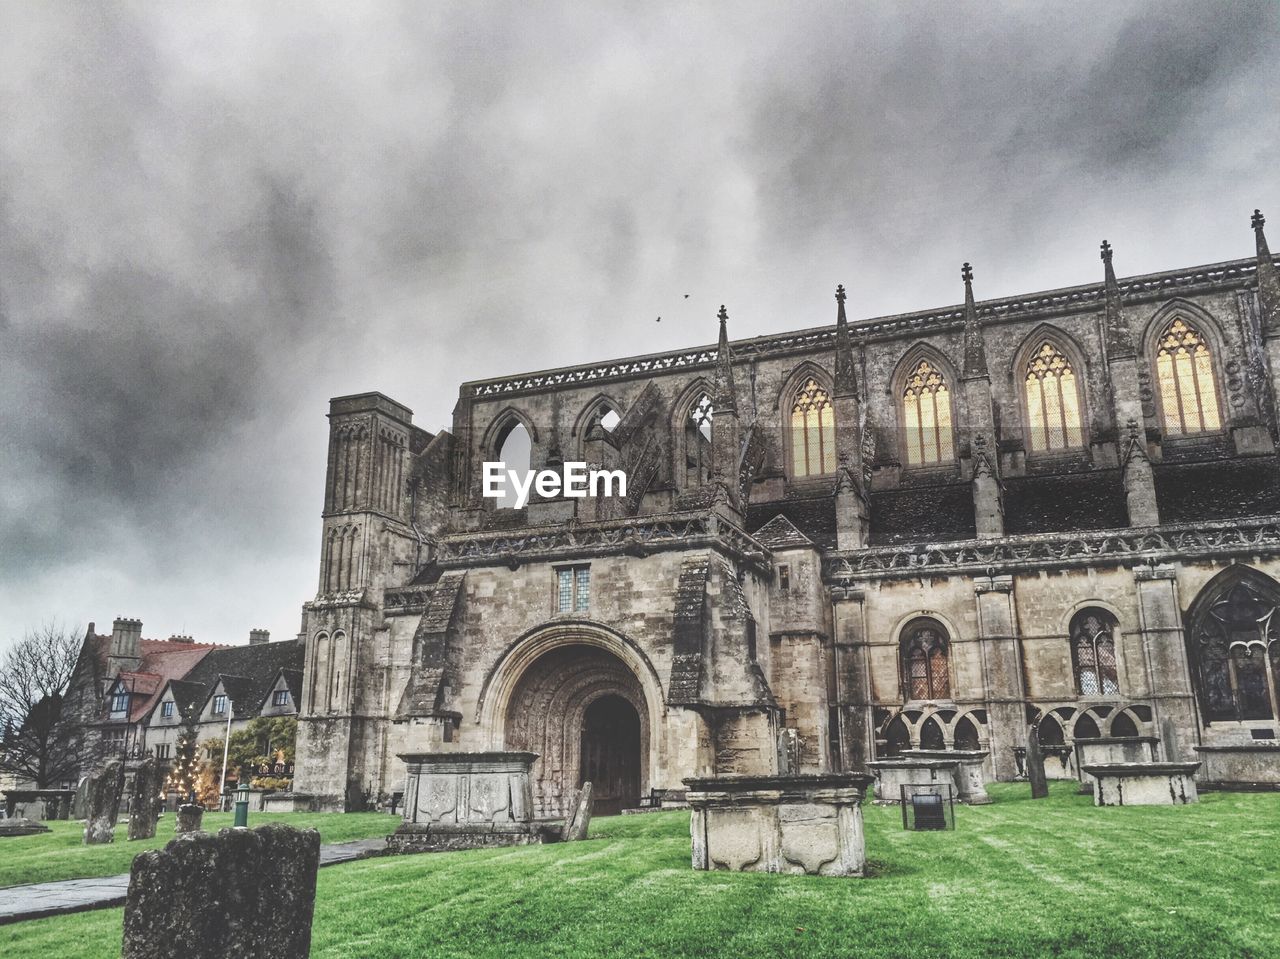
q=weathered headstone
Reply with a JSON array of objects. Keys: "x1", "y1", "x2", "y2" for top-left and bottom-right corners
[
  {"x1": 71, "y1": 776, "x2": 89, "y2": 819},
  {"x1": 122, "y1": 822, "x2": 321, "y2": 959},
  {"x1": 176, "y1": 803, "x2": 204, "y2": 835},
  {"x1": 84, "y1": 760, "x2": 123, "y2": 844},
  {"x1": 562, "y1": 782, "x2": 594, "y2": 841},
  {"x1": 1027, "y1": 725, "x2": 1049, "y2": 799},
  {"x1": 128, "y1": 758, "x2": 163, "y2": 840}
]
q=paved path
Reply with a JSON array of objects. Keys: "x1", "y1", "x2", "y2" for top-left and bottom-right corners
[{"x1": 0, "y1": 836, "x2": 388, "y2": 925}]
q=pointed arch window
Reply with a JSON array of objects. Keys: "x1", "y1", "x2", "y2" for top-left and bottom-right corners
[
  {"x1": 1025, "y1": 342, "x2": 1084, "y2": 452},
  {"x1": 790, "y1": 378, "x2": 836, "y2": 477},
  {"x1": 1155, "y1": 318, "x2": 1221, "y2": 436},
  {"x1": 1070, "y1": 609, "x2": 1120, "y2": 696},
  {"x1": 902, "y1": 359, "x2": 954, "y2": 466},
  {"x1": 685, "y1": 393, "x2": 714, "y2": 486},
  {"x1": 494, "y1": 421, "x2": 532, "y2": 508},
  {"x1": 901, "y1": 618, "x2": 951, "y2": 700},
  {"x1": 1188, "y1": 575, "x2": 1280, "y2": 723}
]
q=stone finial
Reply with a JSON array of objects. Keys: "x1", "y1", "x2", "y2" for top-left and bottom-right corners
[
  {"x1": 1101, "y1": 239, "x2": 1134, "y2": 358},
  {"x1": 961, "y1": 262, "x2": 988, "y2": 380},
  {"x1": 1253, "y1": 208, "x2": 1280, "y2": 338},
  {"x1": 833, "y1": 284, "x2": 857, "y2": 397},
  {"x1": 712, "y1": 305, "x2": 737, "y2": 413}
]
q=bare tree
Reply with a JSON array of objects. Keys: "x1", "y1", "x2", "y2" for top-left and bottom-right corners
[{"x1": 0, "y1": 622, "x2": 84, "y2": 787}]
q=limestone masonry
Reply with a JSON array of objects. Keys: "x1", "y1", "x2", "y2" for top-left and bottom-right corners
[{"x1": 292, "y1": 213, "x2": 1280, "y2": 812}]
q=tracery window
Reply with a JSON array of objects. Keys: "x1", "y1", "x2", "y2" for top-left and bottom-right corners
[
  {"x1": 1025, "y1": 342, "x2": 1084, "y2": 452},
  {"x1": 901, "y1": 618, "x2": 951, "y2": 700},
  {"x1": 1155, "y1": 318, "x2": 1221, "y2": 436},
  {"x1": 685, "y1": 393, "x2": 714, "y2": 486},
  {"x1": 902, "y1": 359, "x2": 954, "y2": 466},
  {"x1": 1188, "y1": 573, "x2": 1280, "y2": 723},
  {"x1": 495, "y1": 421, "x2": 532, "y2": 508},
  {"x1": 790, "y1": 378, "x2": 836, "y2": 477},
  {"x1": 1070, "y1": 609, "x2": 1120, "y2": 696}
]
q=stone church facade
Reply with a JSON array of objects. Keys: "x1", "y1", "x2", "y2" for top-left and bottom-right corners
[{"x1": 292, "y1": 212, "x2": 1280, "y2": 813}]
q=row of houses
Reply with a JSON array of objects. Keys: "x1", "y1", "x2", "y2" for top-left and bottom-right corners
[{"x1": 58, "y1": 617, "x2": 303, "y2": 790}]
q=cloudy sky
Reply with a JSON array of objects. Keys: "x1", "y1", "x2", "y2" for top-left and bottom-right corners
[{"x1": 1, "y1": 1, "x2": 1278, "y2": 649}]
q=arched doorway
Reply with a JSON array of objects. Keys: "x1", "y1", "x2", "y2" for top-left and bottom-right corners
[
  {"x1": 579, "y1": 695, "x2": 641, "y2": 815},
  {"x1": 502, "y1": 644, "x2": 650, "y2": 818}
]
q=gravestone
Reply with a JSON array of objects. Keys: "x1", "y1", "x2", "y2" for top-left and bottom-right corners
[
  {"x1": 121, "y1": 822, "x2": 320, "y2": 959},
  {"x1": 84, "y1": 760, "x2": 123, "y2": 844},
  {"x1": 71, "y1": 776, "x2": 89, "y2": 819},
  {"x1": 562, "y1": 782, "x2": 594, "y2": 841},
  {"x1": 1027, "y1": 725, "x2": 1049, "y2": 799},
  {"x1": 128, "y1": 758, "x2": 163, "y2": 840},
  {"x1": 176, "y1": 803, "x2": 204, "y2": 835}
]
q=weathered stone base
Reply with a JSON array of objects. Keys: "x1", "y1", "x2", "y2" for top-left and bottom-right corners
[
  {"x1": 685, "y1": 774, "x2": 873, "y2": 877},
  {"x1": 0, "y1": 818, "x2": 52, "y2": 837},
  {"x1": 867, "y1": 759, "x2": 960, "y2": 805},
  {"x1": 1075, "y1": 737, "x2": 1160, "y2": 793},
  {"x1": 1195, "y1": 744, "x2": 1280, "y2": 789},
  {"x1": 386, "y1": 821, "x2": 550, "y2": 853},
  {"x1": 1083, "y1": 762, "x2": 1201, "y2": 806}
]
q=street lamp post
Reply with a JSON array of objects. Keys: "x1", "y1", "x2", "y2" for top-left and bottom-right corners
[{"x1": 218, "y1": 700, "x2": 233, "y2": 812}]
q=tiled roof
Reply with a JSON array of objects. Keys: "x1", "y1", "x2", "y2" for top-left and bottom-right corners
[
  {"x1": 180, "y1": 641, "x2": 305, "y2": 720},
  {"x1": 91, "y1": 635, "x2": 224, "y2": 722}
]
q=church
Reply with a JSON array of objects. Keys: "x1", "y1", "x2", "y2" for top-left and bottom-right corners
[{"x1": 291, "y1": 211, "x2": 1280, "y2": 813}]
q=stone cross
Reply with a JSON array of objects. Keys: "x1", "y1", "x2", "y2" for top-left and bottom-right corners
[
  {"x1": 128, "y1": 757, "x2": 163, "y2": 841},
  {"x1": 562, "y1": 782, "x2": 594, "y2": 842},
  {"x1": 1026, "y1": 724, "x2": 1049, "y2": 800},
  {"x1": 83, "y1": 760, "x2": 123, "y2": 845},
  {"x1": 122, "y1": 823, "x2": 320, "y2": 959}
]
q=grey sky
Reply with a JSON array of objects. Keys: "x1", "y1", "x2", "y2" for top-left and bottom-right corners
[{"x1": 1, "y1": 1, "x2": 1277, "y2": 647}]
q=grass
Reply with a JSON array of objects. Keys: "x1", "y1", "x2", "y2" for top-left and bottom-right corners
[
  {"x1": 0, "y1": 811, "x2": 396, "y2": 887},
  {"x1": 3, "y1": 783, "x2": 1278, "y2": 958}
]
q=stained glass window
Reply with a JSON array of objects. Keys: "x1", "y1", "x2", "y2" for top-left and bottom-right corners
[
  {"x1": 902, "y1": 359, "x2": 954, "y2": 466},
  {"x1": 790, "y1": 378, "x2": 837, "y2": 476},
  {"x1": 1071, "y1": 610, "x2": 1120, "y2": 696},
  {"x1": 1155, "y1": 318, "x2": 1221, "y2": 435},
  {"x1": 901, "y1": 620, "x2": 950, "y2": 700},
  {"x1": 1189, "y1": 575, "x2": 1280, "y2": 722},
  {"x1": 1025, "y1": 342, "x2": 1084, "y2": 452}
]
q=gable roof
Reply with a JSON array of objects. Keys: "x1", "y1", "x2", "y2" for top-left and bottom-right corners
[
  {"x1": 180, "y1": 641, "x2": 305, "y2": 722},
  {"x1": 751, "y1": 514, "x2": 816, "y2": 550},
  {"x1": 88, "y1": 634, "x2": 225, "y2": 723}
]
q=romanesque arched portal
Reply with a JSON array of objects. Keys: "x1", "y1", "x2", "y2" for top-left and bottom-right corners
[{"x1": 501, "y1": 643, "x2": 650, "y2": 817}]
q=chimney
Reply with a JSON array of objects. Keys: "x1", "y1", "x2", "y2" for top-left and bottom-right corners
[
  {"x1": 167, "y1": 634, "x2": 194, "y2": 644},
  {"x1": 249, "y1": 628, "x2": 270, "y2": 646},
  {"x1": 108, "y1": 617, "x2": 143, "y2": 673}
]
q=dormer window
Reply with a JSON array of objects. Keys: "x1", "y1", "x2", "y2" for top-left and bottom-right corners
[
  {"x1": 272, "y1": 690, "x2": 289, "y2": 707},
  {"x1": 161, "y1": 701, "x2": 175, "y2": 719},
  {"x1": 109, "y1": 684, "x2": 129, "y2": 715},
  {"x1": 212, "y1": 694, "x2": 227, "y2": 716}
]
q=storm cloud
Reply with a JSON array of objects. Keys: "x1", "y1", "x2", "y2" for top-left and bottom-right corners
[{"x1": 1, "y1": 1, "x2": 1277, "y2": 645}]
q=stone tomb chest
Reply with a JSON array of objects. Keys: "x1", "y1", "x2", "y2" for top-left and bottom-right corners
[
  {"x1": 867, "y1": 758, "x2": 961, "y2": 805},
  {"x1": 388, "y1": 751, "x2": 546, "y2": 853},
  {"x1": 1074, "y1": 736, "x2": 1160, "y2": 792},
  {"x1": 1081, "y1": 761, "x2": 1202, "y2": 806},
  {"x1": 684, "y1": 774, "x2": 873, "y2": 877},
  {"x1": 900, "y1": 749, "x2": 992, "y2": 804}
]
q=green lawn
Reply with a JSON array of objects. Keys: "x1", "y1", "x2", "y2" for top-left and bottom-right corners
[
  {"x1": 3, "y1": 783, "x2": 1278, "y2": 959},
  {"x1": 0, "y1": 811, "x2": 396, "y2": 887}
]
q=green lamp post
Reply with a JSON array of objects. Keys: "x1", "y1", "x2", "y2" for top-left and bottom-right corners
[{"x1": 233, "y1": 781, "x2": 250, "y2": 828}]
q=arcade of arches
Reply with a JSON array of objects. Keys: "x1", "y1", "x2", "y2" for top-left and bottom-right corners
[{"x1": 502, "y1": 644, "x2": 649, "y2": 818}]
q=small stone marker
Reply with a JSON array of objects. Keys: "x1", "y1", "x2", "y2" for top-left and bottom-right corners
[
  {"x1": 128, "y1": 757, "x2": 163, "y2": 841},
  {"x1": 0, "y1": 818, "x2": 51, "y2": 837},
  {"x1": 562, "y1": 782, "x2": 594, "y2": 841},
  {"x1": 122, "y1": 822, "x2": 321, "y2": 959},
  {"x1": 84, "y1": 760, "x2": 123, "y2": 844},
  {"x1": 1027, "y1": 725, "x2": 1049, "y2": 799},
  {"x1": 175, "y1": 803, "x2": 204, "y2": 835},
  {"x1": 71, "y1": 776, "x2": 89, "y2": 819}
]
